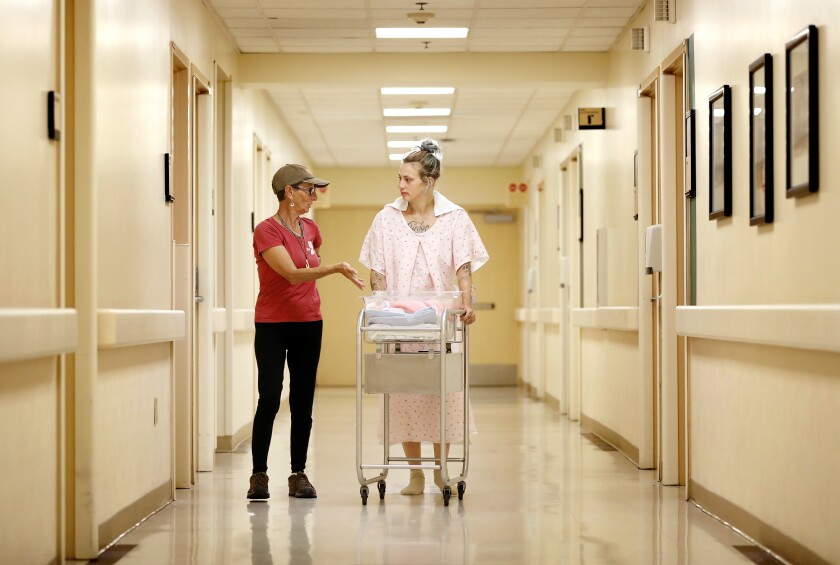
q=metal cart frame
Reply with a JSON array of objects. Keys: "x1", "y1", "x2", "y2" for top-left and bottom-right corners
[{"x1": 355, "y1": 306, "x2": 470, "y2": 506}]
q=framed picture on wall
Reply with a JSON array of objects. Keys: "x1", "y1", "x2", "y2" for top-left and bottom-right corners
[
  {"x1": 785, "y1": 25, "x2": 819, "y2": 197},
  {"x1": 708, "y1": 85, "x2": 732, "y2": 219},
  {"x1": 749, "y1": 54, "x2": 774, "y2": 224}
]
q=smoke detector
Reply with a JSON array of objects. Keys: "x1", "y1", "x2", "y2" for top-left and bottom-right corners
[{"x1": 408, "y1": 2, "x2": 434, "y2": 25}]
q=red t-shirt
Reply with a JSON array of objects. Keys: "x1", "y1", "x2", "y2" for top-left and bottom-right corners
[{"x1": 253, "y1": 216, "x2": 323, "y2": 323}]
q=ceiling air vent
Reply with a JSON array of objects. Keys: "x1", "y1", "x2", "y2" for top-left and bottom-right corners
[
  {"x1": 654, "y1": 0, "x2": 675, "y2": 23},
  {"x1": 631, "y1": 27, "x2": 649, "y2": 52},
  {"x1": 563, "y1": 114, "x2": 573, "y2": 130},
  {"x1": 554, "y1": 128, "x2": 563, "y2": 143}
]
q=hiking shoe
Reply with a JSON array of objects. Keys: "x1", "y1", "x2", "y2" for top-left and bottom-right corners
[
  {"x1": 288, "y1": 472, "x2": 317, "y2": 498},
  {"x1": 247, "y1": 472, "x2": 270, "y2": 499}
]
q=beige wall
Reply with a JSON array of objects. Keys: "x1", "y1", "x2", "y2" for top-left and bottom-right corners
[
  {"x1": 0, "y1": 0, "x2": 62, "y2": 562},
  {"x1": 520, "y1": 0, "x2": 840, "y2": 561},
  {"x1": 0, "y1": 0, "x2": 310, "y2": 558},
  {"x1": 0, "y1": 360, "x2": 59, "y2": 564}
]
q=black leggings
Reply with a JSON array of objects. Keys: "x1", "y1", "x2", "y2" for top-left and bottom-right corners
[{"x1": 252, "y1": 320, "x2": 323, "y2": 475}]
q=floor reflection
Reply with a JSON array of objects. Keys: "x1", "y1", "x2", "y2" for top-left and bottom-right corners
[
  {"x1": 355, "y1": 498, "x2": 471, "y2": 563},
  {"x1": 93, "y1": 388, "x2": 759, "y2": 565},
  {"x1": 248, "y1": 502, "x2": 273, "y2": 565}
]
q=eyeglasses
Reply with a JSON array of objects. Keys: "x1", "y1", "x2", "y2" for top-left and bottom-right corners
[{"x1": 292, "y1": 184, "x2": 318, "y2": 196}]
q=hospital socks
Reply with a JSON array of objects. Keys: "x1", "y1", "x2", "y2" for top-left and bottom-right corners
[{"x1": 400, "y1": 470, "x2": 425, "y2": 495}]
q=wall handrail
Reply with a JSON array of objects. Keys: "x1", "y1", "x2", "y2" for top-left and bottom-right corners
[
  {"x1": 98, "y1": 309, "x2": 185, "y2": 348},
  {"x1": 0, "y1": 308, "x2": 78, "y2": 363},
  {"x1": 571, "y1": 307, "x2": 639, "y2": 332},
  {"x1": 676, "y1": 304, "x2": 840, "y2": 353}
]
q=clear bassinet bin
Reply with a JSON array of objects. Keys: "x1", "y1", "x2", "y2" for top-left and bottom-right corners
[
  {"x1": 360, "y1": 289, "x2": 464, "y2": 345},
  {"x1": 355, "y1": 289, "x2": 471, "y2": 506}
]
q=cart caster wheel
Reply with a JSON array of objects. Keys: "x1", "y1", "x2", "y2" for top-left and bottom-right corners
[
  {"x1": 377, "y1": 481, "x2": 386, "y2": 499},
  {"x1": 360, "y1": 485, "x2": 369, "y2": 506},
  {"x1": 457, "y1": 481, "x2": 466, "y2": 500},
  {"x1": 443, "y1": 487, "x2": 452, "y2": 506}
]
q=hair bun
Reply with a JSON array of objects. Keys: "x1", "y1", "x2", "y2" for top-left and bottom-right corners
[{"x1": 417, "y1": 138, "x2": 443, "y2": 162}]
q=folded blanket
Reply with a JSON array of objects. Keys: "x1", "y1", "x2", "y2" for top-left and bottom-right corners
[
  {"x1": 366, "y1": 306, "x2": 437, "y2": 326},
  {"x1": 388, "y1": 299, "x2": 433, "y2": 313}
]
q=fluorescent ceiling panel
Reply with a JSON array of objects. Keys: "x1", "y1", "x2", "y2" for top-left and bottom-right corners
[
  {"x1": 375, "y1": 27, "x2": 469, "y2": 39},
  {"x1": 381, "y1": 87, "x2": 455, "y2": 95},
  {"x1": 383, "y1": 108, "x2": 451, "y2": 117},
  {"x1": 386, "y1": 125, "x2": 448, "y2": 133}
]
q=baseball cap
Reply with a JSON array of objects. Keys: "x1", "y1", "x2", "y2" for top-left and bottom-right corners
[{"x1": 271, "y1": 164, "x2": 330, "y2": 194}]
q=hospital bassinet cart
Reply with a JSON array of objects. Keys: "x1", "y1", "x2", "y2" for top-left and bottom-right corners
[{"x1": 355, "y1": 291, "x2": 470, "y2": 506}]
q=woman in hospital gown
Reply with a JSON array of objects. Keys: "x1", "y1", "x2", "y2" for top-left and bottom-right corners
[{"x1": 359, "y1": 138, "x2": 489, "y2": 495}]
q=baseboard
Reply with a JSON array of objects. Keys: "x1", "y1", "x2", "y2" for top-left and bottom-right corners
[
  {"x1": 580, "y1": 413, "x2": 639, "y2": 465},
  {"x1": 690, "y1": 480, "x2": 830, "y2": 565},
  {"x1": 216, "y1": 420, "x2": 251, "y2": 453},
  {"x1": 98, "y1": 481, "x2": 171, "y2": 551},
  {"x1": 469, "y1": 364, "x2": 516, "y2": 386},
  {"x1": 544, "y1": 393, "x2": 560, "y2": 411}
]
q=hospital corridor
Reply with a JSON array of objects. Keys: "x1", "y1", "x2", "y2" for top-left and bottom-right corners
[{"x1": 2, "y1": 0, "x2": 839, "y2": 564}]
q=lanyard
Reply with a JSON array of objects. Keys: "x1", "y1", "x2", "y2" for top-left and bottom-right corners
[{"x1": 277, "y1": 215, "x2": 310, "y2": 268}]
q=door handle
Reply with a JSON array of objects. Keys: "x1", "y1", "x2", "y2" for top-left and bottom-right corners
[{"x1": 194, "y1": 296, "x2": 205, "y2": 303}]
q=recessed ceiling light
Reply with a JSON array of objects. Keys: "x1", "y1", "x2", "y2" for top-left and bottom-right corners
[
  {"x1": 389, "y1": 153, "x2": 407, "y2": 161},
  {"x1": 375, "y1": 28, "x2": 469, "y2": 39},
  {"x1": 386, "y1": 125, "x2": 448, "y2": 133},
  {"x1": 384, "y1": 108, "x2": 451, "y2": 117},
  {"x1": 387, "y1": 140, "x2": 422, "y2": 148},
  {"x1": 381, "y1": 87, "x2": 455, "y2": 95}
]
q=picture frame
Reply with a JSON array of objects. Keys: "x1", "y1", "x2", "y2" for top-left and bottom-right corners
[
  {"x1": 749, "y1": 54, "x2": 774, "y2": 225},
  {"x1": 785, "y1": 25, "x2": 819, "y2": 197},
  {"x1": 708, "y1": 85, "x2": 732, "y2": 219}
]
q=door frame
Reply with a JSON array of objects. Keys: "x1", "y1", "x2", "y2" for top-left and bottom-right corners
[
  {"x1": 192, "y1": 66, "x2": 214, "y2": 473},
  {"x1": 637, "y1": 68, "x2": 660, "y2": 471},
  {"x1": 561, "y1": 147, "x2": 582, "y2": 421},
  {"x1": 661, "y1": 41, "x2": 692, "y2": 487},
  {"x1": 636, "y1": 41, "x2": 694, "y2": 483}
]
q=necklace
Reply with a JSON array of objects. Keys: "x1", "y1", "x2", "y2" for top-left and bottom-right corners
[{"x1": 275, "y1": 214, "x2": 310, "y2": 268}]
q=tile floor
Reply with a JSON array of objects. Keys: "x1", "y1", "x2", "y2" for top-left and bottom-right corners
[{"x1": 89, "y1": 387, "x2": 769, "y2": 564}]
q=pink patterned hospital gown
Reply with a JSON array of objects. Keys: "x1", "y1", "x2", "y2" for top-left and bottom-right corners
[{"x1": 359, "y1": 192, "x2": 489, "y2": 444}]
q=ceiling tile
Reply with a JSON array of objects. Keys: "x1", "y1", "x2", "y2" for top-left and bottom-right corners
[
  {"x1": 224, "y1": 18, "x2": 268, "y2": 28},
  {"x1": 269, "y1": 18, "x2": 368, "y2": 29},
  {"x1": 205, "y1": 1, "x2": 636, "y2": 168},
  {"x1": 579, "y1": 6, "x2": 638, "y2": 17},
  {"x1": 213, "y1": 7, "x2": 262, "y2": 18},
  {"x1": 261, "y1": 8, "x2": 367, "y2": 19},
  {"x1": 210, "y1": 0, "x2": 258, "y2": 7}
]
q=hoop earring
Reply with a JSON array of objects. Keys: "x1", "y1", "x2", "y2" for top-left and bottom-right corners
[{"x1": 290, "y1": 201, "x2": 294, "y2": 207}]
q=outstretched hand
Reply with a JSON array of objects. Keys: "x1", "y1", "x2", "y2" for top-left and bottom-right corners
[{"x1": 338, "y1": 262, "x2": 365, "y2": 290}]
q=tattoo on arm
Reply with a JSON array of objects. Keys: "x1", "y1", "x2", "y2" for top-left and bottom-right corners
[
  {"x1": 456, "y1": 263, "x2": 472, "y2": 284},
  {"x1": 371, "y1": 270, "x2": 386, "y2": 291}
]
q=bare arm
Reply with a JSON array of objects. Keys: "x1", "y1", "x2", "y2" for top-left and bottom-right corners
[
  {"x1": 262, "y1": 245, "x2": 365, "y2": 289},
  {"x1": 371, "y1": 270, "x2": 387, "y2": 291},
  {"x1": 456, "y1": 262, "x2": 476, "y2": 324}
]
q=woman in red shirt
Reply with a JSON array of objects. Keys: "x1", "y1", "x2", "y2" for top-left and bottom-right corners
[{"x1": 248, "y1": 164, "x2": 364, "y2": 500}]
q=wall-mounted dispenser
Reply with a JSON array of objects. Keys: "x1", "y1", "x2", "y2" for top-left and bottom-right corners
[{"x1": 645, "y1": 224, "x2": 662, "y2": 274}]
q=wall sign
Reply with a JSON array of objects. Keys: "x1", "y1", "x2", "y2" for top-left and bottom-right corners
[{"x1": 578, "y1": 107, "x2": 606, "y2": 130}]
